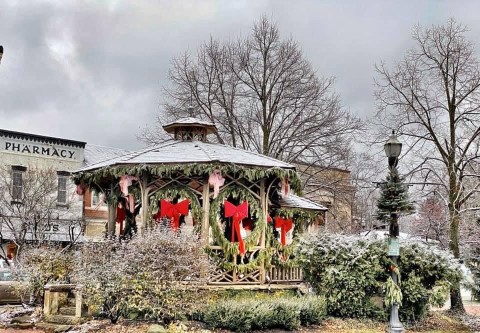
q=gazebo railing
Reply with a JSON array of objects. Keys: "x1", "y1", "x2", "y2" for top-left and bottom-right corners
[
  {"x1": 206, "y1": 246, "x2": 304, "y2": 285},
  {"x1": 268, "y1": 266, "x2": 303, "y2": 283}
]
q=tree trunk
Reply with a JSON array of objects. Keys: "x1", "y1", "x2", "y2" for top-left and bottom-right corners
[{"x1": 448, "y1": 188, "x2": 465, "y2": 313}]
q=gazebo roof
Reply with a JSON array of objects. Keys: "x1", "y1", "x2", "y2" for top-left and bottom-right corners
[
  {"x1": 77, "y1": 139, "x2": 295, "y2": 172},
  {"x1": 277, "y1": 194, "x2": 328, "y2": 211}
]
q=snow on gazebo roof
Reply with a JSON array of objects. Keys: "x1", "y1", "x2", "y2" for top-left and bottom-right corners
[
  {"x1": 77, "y1": 140, "x2": 295, "y2": 172},
  {"x1": 277, "y1": 194, "x2": 328, "y2": 211}
]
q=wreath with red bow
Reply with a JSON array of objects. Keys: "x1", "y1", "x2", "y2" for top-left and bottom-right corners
[
  {"x1": 149, "y1": 185, "x2": 202, "y2": 228},
  {"x1": 209, "y1": 185, "x2": 265, "y2": 258}
]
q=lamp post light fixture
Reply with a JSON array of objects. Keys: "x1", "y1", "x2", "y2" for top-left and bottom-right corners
[{"x1": 384, "y1": 130, "x2": 404, "y2": 333}]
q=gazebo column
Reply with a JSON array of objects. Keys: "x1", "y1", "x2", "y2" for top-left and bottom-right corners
[
  {"x1": 139, "y1": 177, "x2": 150, "y2": 233},
  {"x1": 259, "y1": 179, "x2": 267, "y2": 283},
  {"x1": 201, "y1": 182, "x2": 210, "y2": 246},
  {"x1": 107, "y1": 203, "x2": 116, "y2": 238},
  {"x1": 200, "y1": 182, "x2": 210, "y2": 283},
  {"x1": 107, "y1": 184, "x2": 116, "y2": 238}
]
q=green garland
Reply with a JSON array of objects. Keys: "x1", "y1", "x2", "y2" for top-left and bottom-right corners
[
  {"x1": 148, "y1": 185, "x2": 202, "y2": 227},
  {"x1": 276, "y1": 208, "x2": 320, "y2": 229},
  {"x1": 209, "y1": 185, "x2": 265, "y2": 257},
  {"x1": 73, "y1": 163, "x2": 302, "y2": 194}
]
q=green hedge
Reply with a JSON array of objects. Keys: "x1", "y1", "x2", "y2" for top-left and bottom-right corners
[
  {"x1": 296, "y1": 234, "x2": 461, "y2": 322},
  {"x1": 199, "y1": 295, "x2": 326, "y2": 332}
]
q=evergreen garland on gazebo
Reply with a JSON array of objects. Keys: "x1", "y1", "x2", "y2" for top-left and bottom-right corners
[{"x1": 376, "y1": 168, "x2": 414, "y2": 224}]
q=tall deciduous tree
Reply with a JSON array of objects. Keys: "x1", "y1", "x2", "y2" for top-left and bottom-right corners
[
  {"x1": 375, "y1": 19, "x2": 480, "y2": 312},
  {"x1": 142, "y1": 16, "x2": 362, "y2": 166}
]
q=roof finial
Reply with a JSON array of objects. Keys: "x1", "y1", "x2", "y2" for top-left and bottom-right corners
[{"x1": 188, "y1": 93, "x2": 195, "y2": 117}]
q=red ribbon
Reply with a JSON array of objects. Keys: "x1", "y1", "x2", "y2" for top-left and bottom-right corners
[
  {"x1": 274, "y1": 217, "x2": 293, "y2": 246},
  {"x1": 116, "y1": 204, "x2": 126, "y2": 235},
  {"x1": 159, "y1": 199, "x2": 190, "y2": 230},
  {"x1": 224, "y1": 201, "x2": 249, "y2": 255}
]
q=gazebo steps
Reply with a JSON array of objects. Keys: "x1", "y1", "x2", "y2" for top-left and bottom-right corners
[
  {"x1": 35, "y1": 322, "x2": 72, "y2": 332},
  {"x1": 44, "y1": 314, "x2": 86, "y2": 325}
]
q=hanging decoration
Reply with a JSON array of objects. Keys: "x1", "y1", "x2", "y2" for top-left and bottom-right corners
[
  {"x1": 127, "y1": 194, "x2": 135, "y2": 213},
  {"x1": 208, "y1": 169, "x2": 225, "y2": 198},
  {"x1": 76, "y1": 183, "x2": 86, "y2": 195},
  {"x1": 224, "y1": 201, "x2": 249, "y2": 255},
  {"x1": 119, "y1": 175, "x2": 138, "y2": 196},
  {"x1": 116, "y1": 202, "x2": 126, "y2": 235},
  {"x1": 157, "y1": 199, "x2": 190, "y2": 230},
  {"x1": 274, "y1": 217, "x2": 294, "y2": 246},
  {"x1": 281, "y1": 177, "x2": 290, "y2": 197}
]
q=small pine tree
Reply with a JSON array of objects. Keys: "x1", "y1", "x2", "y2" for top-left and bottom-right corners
[{"x1": 376, "y1": 168, "x2": 415, "y2": 225}]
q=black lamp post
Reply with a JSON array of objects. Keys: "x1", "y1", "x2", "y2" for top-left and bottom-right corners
[
  {"x1": 384, "y1": 130, "x2": 404, "y2": 333},
  {"x1": 0, "y1": 45, "x2": 3, "y2": 64}
]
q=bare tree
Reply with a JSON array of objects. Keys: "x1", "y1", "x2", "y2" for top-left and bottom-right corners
[
  {"x1": 375, "y1": 19, "x2": 480, "y2": 312},
  {"x1": 349, "y1": 151, "x2": 385, "y2": 231},
  {"x1": 411, "y1": 196, "x2": 449, "y2": 248},
  {"x1": 142, "y1": 16, "x2": 362, "y2": 165},
  {"x1": 0, "y1": 166, "x2": 83, "y2": 257}
]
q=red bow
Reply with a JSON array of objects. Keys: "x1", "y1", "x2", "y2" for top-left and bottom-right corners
[
  {"x1": 224, "y1": 201, "x2": 249, "y2": 255},
  {"x1": 274, "y1": 217, "x2": 293, "y2": 246},
  {"x1": 159, "y1": 199, "x2": 190, "y2": 230}
]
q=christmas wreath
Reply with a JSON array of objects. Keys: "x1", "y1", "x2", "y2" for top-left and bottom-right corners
[
  {"x1": 149, "y1": 185, "x2": 202, "y2": 227},
  {"x1": 209, "y1": 185, "x2": 266, "y2": 259}
]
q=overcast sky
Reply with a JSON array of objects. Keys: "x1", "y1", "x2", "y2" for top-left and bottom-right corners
[{"x1": 1, "y1": 0, "x2": 480, "y2": 150}]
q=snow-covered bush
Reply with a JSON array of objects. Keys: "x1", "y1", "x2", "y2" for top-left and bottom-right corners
[
  {"x1": 465, "y1": 247, "x2": 480, "y2": 301},
  {"x1": 72, "y1": 227, "x2": 210, "y2": 323},
  {"x1": 296, "y1": 233, "x2": 461, "y2": 322},
  {"x1": 12, "y1": 243, "x2": 76, "y2": 304}
]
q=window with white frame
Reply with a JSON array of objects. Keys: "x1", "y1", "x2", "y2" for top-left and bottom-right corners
[
  {"x1": 91, "y1": 191, "x2": 105, "y2": 206},
  {"x1": 11, "y1": 167, "x2": 25, "y2": 202},
  {"x1": 57, "y1": 171, "x2": 69, "y2": 205}
]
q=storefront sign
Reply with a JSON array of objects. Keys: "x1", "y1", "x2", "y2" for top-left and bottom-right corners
[{"x1": 0, "y1": 136, "x2": 83, "y2": 161}]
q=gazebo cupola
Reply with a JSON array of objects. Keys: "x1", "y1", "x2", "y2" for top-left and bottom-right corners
[{"x1": 162, "y1": 117, "x2": 217, "y2": 142}]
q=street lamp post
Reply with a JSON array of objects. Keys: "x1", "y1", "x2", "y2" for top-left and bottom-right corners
[
  {"x1": 384, "y1": 131, "x2": 404, "y2": 333},
  {"x1": 0, "y1": 45, "x2": 3, "y2": 64}
]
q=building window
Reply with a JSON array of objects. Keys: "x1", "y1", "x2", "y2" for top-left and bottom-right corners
[
  {"x1": 57, "y1": 171, "x2": 70, "y2": 205},
  {"x1": 11, "y1": 166, "x2": 26, "y2": 202},
  {"x1": 91, "y1": 192, "x2": 104, "y2": 206}
]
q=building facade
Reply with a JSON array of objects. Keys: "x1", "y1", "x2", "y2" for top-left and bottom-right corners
[
  {"x1": 295, "y1": 163, "x2": 356, "y2": 232},
  {"x1": 0, "y1": 129, "x2": 127, "y2": 258}
]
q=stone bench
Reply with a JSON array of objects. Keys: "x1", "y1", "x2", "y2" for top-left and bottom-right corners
[{"x1": 43, "y1": 284, "x2": 83, "y2": 318}]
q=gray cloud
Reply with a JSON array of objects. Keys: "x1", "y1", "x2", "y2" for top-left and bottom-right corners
[{"x1": 1, "y1": 0, "x2": 480, "y2": 149}]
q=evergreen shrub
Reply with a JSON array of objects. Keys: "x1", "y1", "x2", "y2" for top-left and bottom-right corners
[
  {"x1": 200, "y1": 295, "x2": 326, "y2": 332},
  {"x1": 296, "y1": 233, "x2": 461, "y2": 322},
  {"x1": 466, "y1": 247, "x2": 480, "y2": 301}
]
